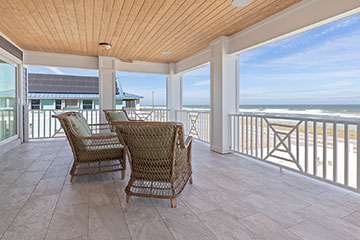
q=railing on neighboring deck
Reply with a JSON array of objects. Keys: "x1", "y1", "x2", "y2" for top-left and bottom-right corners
[
  {"x1": 29, "y1": 109, "x2": 100, "y2": 139},
  {"x1": 176, "y1": 110, "x2": 210, "y2": 143},
  {"x1": 230, "y1": 113, "x2": 360, "y2": 191},
  {"x1": 123, "y1": 107, "x2": 169, "y2": 122}
]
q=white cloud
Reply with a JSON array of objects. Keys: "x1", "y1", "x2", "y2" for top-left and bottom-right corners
[
  {"x1": 193, "y1": 80, "x2": 210, "y2": 86},
  {"x1": 239, "y1": 86, "x2": 360, "y2": 103},
  {"x1": 47, "y1": 67, "x2": 64, "y2": 75},
  {"x1": 322, "y1": 80, "x2": 353, "y2": 88},
  {"x1": 252, "y1": 31, "x2": 360, "y2": 70},
  {"x1": 183, "y1": 65, "x2": 210, "y2": 78},
  {"x1": 241, "y1": 70, "x2": 360, "y2": 82}
]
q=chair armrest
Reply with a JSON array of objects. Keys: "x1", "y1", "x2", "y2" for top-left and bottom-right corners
[
  {"x1": 185, "y1": 136, "x2": 192, "y2": 149},
  {"x1": 88, "y1": 123, "x2": 111, "y2": 126},
  {"x1": 78, "y1": 133, "x2": 118, "y2": 140}
]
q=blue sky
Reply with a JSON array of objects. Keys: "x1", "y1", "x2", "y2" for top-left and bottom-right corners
[
  {"x1": 239, "y1": 13, "x2": 360, "y2": 105},
  {"x1": 116, "y1": 72, "x2": 166, "y2": 106},
  {"x1": 28, "y1": 13, "x2": 360, "y2": 106},
  {"x1": 182, "y1": 65, "x2": 210, "y2": 106}
]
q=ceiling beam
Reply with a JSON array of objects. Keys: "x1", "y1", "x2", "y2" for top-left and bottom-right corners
[{"x1": 23, "y1": 51, "x2": 170, "y2": 74}]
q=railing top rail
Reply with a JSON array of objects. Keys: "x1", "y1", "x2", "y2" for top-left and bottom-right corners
[
  {"x1": 176, "y1": 109, "x2": 211, "y2": 113},
  {"x1": 229, "y1": 112, "x2": 360, "y2": 125},
  {"x1": 124, "y1": 107, "x2": 170, "y2": 111}
]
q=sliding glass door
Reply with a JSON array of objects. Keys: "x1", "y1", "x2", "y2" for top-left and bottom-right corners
[{"x1": 0, "y1": 60, "x2": 17, "y2": 141}]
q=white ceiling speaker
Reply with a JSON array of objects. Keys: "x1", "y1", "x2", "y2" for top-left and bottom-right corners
[
  {"x1": 99, "y1": 42, "x2": 112, "y2": 50},
  {"x1": 162, "y1": 51, "x2": 172, "y2": 55},
  {"x1": 232, "y1": 0, "x2": 251, "y2": 7}
]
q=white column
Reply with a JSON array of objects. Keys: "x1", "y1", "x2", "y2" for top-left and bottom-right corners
[
  {"x1": 98, "y1": 56, "x2": 117, "y2": 123},
  {"x1": 210, "y1": 36, "x2": 238, "y2": 154},
  {"x1": 166, "y1": 63, "x2": 182, "y2": 121},
  {"x1": 21, "y1": 65, "x2": 29, "y2": 142}
]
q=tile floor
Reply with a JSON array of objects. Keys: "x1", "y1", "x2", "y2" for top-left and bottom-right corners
[{"x1": 1, "y1": 139, "x2": 360, "y2": 239}]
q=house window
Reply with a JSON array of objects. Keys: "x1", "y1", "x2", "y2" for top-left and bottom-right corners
[
  {"x1": 31, "y1": 99, "x2": 40, "y2": 109},
  {"x1": 65, "y1": 99, "x2": 78, "y2": 108},
  {"x1": 55, "y1": 99, "x2": 62, "y2": 110},
  {"x1": 82, "y1": 100, "x2": 93, "y2": 109},
  {"x1": 125, "y1": 100, "x2": 135, "y2": 108}
]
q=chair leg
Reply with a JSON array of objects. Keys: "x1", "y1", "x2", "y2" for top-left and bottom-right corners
[
  {"x1": 70, "y1": 175, "x2": 75, "y2": 183},
  {"x1": 189, "y1": 176, "x2": 193, "y2": 184},
  {"x1": 126, "y1": 194, "x2": 131, "y2": 203},
  {"x1": 121, "y1": 170, "x2": 125, "y2": 179},
  {"x1": 171, "y1": 198, "x2": 177, "y2": 208}
]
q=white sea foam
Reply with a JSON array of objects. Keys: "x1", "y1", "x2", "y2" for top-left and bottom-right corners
[{"x1": 239, "y1": 107, "x2": 360, "y2": 120}]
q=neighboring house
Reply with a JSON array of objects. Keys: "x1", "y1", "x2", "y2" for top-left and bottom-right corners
[
  {"x1": 0, "y1": 89, "x2": 16, "y2": 110},
  {"x1": 28, "y1": 74, "x2": 142, "y2": 110}
]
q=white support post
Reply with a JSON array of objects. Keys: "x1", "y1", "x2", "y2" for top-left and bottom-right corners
[
  {"x1": 210, "y1": 36, "x2": 238, "y2": 154},
  {"x1": 98, "y1": 56, "x2": 117, "y2": 123},
  {"x1": 166, "y1": 63, "x2": 182, "y2": 121},
  {"x1": 21, "y1": 66, "x2": 29, "y2": 142}
]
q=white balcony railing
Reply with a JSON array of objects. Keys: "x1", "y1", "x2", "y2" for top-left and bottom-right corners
[
  {"x1": 230, "y1": 113, "x2": 360, "y2": 192},
  {"x1": 28, "y1": 108, "x2": 169, "y2": 139},
  {"x1": 176, "y1": 110, "x2": 210, "y2": 143},
  {"x1": 124, "y1": 107, "x2": 169, "y2": 122},
  {"x1": 29, "y1": 109, "x2": 100, "y2": 139}
]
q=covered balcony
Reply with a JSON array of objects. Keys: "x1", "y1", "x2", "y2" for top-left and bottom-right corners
[{"x1": 1, "y1": 0, "x2": 360, "y2": 239}]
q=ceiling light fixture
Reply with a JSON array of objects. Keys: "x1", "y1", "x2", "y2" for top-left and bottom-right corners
[
  {"x1": 162, "y1": 51, "x2": 172, "y2": 55},
  {"x1": 232, "y1": 0, "x2": 251, "y2": 7},
  {"x1": 99, "y1": 42, "x2": 112, "y2": 50}
]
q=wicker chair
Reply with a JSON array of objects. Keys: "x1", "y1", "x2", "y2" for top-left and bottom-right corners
[
  {"x1": 53, "y1": 112, "x2": 126, "y2": 182},
  {"x1": 103, "y1": 109, "x2": 142, "y2": 131},
  {"x1": 114, "y1": 121, "x2": 193, "y2": 208}
]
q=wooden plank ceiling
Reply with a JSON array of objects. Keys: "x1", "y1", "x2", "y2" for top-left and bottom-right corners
[{"x1": 0, "y1": 0, "x2": 301, "y2": 63}]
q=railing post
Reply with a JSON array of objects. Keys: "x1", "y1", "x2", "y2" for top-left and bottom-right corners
[{"x1": 23, "y1": 105, "x2": 29, "y2": 142}]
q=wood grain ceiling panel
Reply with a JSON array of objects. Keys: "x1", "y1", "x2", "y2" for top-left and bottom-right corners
[{"x1": 0, "y1": 0, "x2": 301, "y2": 63}]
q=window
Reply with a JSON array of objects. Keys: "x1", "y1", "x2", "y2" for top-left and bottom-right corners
[
  {"x1": 0, "y1": 60, "x2": 17, "y2": 141},
  {"x1": 82, "y1": 100, "x2": 93, "y2": 109},
  {"x1": 65, "y1": 99, "x2": 78, "y2": 108},
  {"x1": 30, "y1": 99, "x2": 40, "y2": 110},
  {"x1": 55, "y1": 99, "x2": 62, "y2": 109},
  {"x1": 125, "y1": 100, "x2": 135, "y2": 108}
]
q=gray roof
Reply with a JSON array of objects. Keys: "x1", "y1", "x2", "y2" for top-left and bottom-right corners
[
  {"x1": 28, "y1": 73, "x2": 142, "y2": 99},
  {"x1": 28, "y1": 74, "x2": 104, "y2": 94}
]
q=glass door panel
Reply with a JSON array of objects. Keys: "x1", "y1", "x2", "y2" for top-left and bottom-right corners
[{"x1": 0, "y1": 60, "x2": 17, "y2": 141}]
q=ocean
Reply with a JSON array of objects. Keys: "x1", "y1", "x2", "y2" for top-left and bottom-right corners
[{"x1": 144, "y1": 104, "x2": 360, "y2": 121}]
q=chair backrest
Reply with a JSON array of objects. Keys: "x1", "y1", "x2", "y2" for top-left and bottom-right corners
[
  {"x1": 103, "y1": 109, "x2": 131, "y2": 132},
  {"x1": 52, "y1": 112, "x2": 88, "y2": 155},
  {"x1": 103, "y1": 109, "x2": 130, "y2": 122},
  {"x1": 114, "y1": 121, "x2": 185, "y2": 181}
]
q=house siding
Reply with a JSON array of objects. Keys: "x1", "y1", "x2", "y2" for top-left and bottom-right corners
[{"x1": 41, "y1": 99, "x2": 54, "y2": 110}]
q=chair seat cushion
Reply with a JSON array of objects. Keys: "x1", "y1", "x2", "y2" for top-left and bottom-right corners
[{"x1": 107, "y1": 111, "x2": 129, "y2": 121}]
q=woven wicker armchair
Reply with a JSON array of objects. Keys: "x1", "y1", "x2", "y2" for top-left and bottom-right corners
[
  {"x1": 114, "y1": 121, "x2": 193, "y2": 208},
  {"x1": 103, "y1": 109, "x2": 142, "y2": 132},
  {"x1": 53, "y1": 112, "x2": 126, "y2": 182}
]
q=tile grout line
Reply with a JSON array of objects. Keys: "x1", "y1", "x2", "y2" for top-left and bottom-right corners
[
  {"x1": 150, "y1": 199, "x2": 176, "y2": 240},
  {"x1": 177, "y1": 197, "x2": 220, "y2": 240},
  {"x1": 0, "y1": 143, "x2": 62, "y2": 240},
  {"x1": 112, "y1": 176, "x2": 133, "y2": 240},
  {"x1": 42, "y1": 144, "x2": 71, "y2": 240}
]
